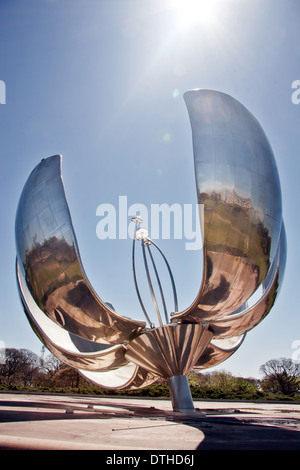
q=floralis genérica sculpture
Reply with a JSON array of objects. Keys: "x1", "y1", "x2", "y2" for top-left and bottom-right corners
[{"x1": 15, "y1": 90, "x2": 286, "y2": 412}]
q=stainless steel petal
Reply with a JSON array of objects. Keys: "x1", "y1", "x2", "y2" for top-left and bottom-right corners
[
  {"x1": 79, "y1": 365, "x2": 159, "y2": 391},
  {"x1": 194, "y1": 335, "x2": 245, "y2": 370},
  {"x1": 172, "y1": 90, "x2": 282, "y2": 322},
  {"x1": 15, "y1": 155, "x2": 146, "y2": 344},
  {"x1": 16, "y1": 258, "x2": 128, "y2": 372},
  {"x1": 125, "y1": 324, "x2": 213, "y2": 379},
  {"x1": 18, "y1": 256, "x2": 157, "y2": 388},
  {"x1": 209, "y1": 222, "x2": 287, "y2": 338}
]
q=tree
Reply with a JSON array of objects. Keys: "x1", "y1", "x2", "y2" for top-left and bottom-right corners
[
  {"x1": 189, "y1": 370, "x2": 262, "y2": 399},
  {"x1": 205, "y1": 370, "x2": 234, "y2": 389},
  {"x1": 260, "y1": 358, "x2": 300, "y2": 396},
  {"x1": 41, "y1": 354, "x2": 62, "y2": 380},
  {"x1": 0, "y1": 348, "x2": 40, "y2": 386},
  {"x1": 50, "y1": 365, "x2": 90, "y2": 388}
]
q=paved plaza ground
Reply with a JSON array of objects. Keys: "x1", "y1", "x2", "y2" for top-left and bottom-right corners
[{"x1": 0, "y1": 391, "x2": 299, "y2": 451}]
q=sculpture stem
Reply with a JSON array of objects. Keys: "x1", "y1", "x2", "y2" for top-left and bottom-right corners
[{"x1": 168, "y1": 375, "x2": 195, "y2": 413}]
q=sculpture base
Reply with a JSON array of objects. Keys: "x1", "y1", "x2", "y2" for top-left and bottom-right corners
[{"x1": 168, "y1": 375, "x2": 195, "y2": 413}]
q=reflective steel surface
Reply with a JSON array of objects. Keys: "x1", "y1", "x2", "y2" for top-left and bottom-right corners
[
  {"x1": 194, "y1": 335, "x2": 246, "y2": 370},
  {"x1": 16, "y1": 259, "x2": 128, "y2": 372},
  {"x1": 15, "y1": 155, "x2": 145, "y2": 345},
  {"x1": 125, "y1": 324, "x2": 214, "y2": 378},
  {"x1": 15, "y1": 89, "x2": 286, "y2": 411},
  {"x1": 172, "y1": 89, "x2": 283, "y2": 322},
  {"x1": 208, "y1": 222, "x2": 287, "y2": 339}
]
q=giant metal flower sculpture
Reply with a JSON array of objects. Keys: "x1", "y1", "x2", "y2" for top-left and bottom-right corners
[{"x1": 15, "y1": 90, "x2": 286, "y2": 412}]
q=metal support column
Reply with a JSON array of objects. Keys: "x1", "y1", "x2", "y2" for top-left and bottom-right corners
[{"x1": 168, "y1": 375, "x2": 195, "y2": 413}]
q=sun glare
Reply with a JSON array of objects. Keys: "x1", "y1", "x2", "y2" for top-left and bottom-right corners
[{"x1": 173, "y1": 0, "x2": 222, "y2": 30}]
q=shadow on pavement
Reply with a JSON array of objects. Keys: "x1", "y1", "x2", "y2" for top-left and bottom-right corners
[
  {"x1": 0, "y1": 396, "x2": 300, "y2": 450},
  {"x1": 182, "y1": 416, "x2": 300, "y2": 450}
]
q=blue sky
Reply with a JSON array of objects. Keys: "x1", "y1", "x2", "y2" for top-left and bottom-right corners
[{"x1": 1, "y1": 0, "x2": 300, "y2": 379}]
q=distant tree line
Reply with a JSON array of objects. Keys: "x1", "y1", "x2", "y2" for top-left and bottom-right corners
[{"x1": 0, "y1": 348, "x2": 299, "y2": 400}]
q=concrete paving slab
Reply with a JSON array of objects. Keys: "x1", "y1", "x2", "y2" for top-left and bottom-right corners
[
  {"x1": 0, "y1": 392, "x2": 299, "y2": 451},
  {"x1": 0, "y1": 419, "x2": 205, "y2": 450}
]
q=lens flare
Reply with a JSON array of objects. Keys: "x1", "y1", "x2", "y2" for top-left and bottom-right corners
[{"x1": 173, "y1": 0, "x2": 222, "y2": 30}]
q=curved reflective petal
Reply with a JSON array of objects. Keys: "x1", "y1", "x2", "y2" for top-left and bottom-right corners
[
  {"x1": 209, "y1": 222, "x2": 286, "y2": 338},
  {"x1": 172, "y1": 90, "x2": 282, "y2": 322},
  {"x1": 79, "y1": 365, "x2": 159, "y2": 391},
  {"x1": 16, "y1": 259, "x2": 129, "y2": 371},
  {"x1": 15, "y1": 155, "x2": 146, "y2": 345},
  {"x1": 194, "y1": 335, "x2": 245, "y2": 370}
]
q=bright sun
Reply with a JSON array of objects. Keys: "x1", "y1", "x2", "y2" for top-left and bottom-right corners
[{"x1": 172, "y1": 0, "x2": 222, "y2": 30}]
